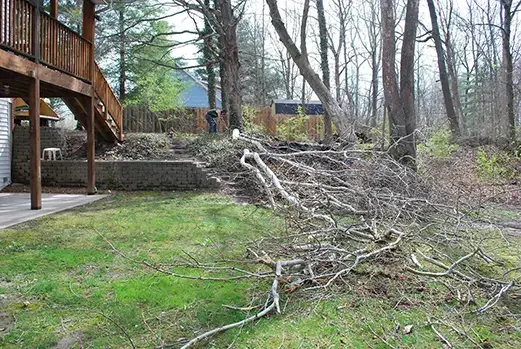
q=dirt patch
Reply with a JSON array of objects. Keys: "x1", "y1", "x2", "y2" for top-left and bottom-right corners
[
  {"x1": 52, "y1": 330, "x2": 84, "y2": 349},
  {"x1": 0, "y1": 311, "x2": 14, "y2": 337}
]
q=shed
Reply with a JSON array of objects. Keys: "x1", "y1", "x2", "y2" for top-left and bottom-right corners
[
  {"x1": 13, "y1": 98, "x2": 60, "y2": 126},
  {"x1": 271, "y1": 99, "x2": 324, "y2": 116},
  {"x1": 0, "y1": 98, "x2": 12, "y2": 190}
]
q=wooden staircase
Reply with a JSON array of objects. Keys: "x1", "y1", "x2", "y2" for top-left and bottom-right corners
[{"x1": 63, "y1": 64, "x2": 123, "y2": 142}]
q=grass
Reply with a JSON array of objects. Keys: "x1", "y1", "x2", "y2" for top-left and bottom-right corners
[
  {"x1": 1, "y1": 193, "x2": 521, "y2": 348},
  {"x1": 0, "y1": 192, "x2": 279, "y2": 348}
]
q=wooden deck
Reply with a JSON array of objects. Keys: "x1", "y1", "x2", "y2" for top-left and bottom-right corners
[
  {"x1": 1, "y1": 0, "x2": 120, "y2": 209},
  {"x1": 0, "y1": 0, "x2": 123, "y2": 142}
]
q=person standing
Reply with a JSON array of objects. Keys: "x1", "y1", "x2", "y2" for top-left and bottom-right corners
[{"x1": 205, "y1": 109, "x2": 227, "y2": 134}]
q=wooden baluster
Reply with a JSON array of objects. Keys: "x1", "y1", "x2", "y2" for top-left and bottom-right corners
[
  {"x1": 0, "y1": 0, "x2": 3, "y2": 45},
  {"x1": 18, "y1": 0, "x2": 22, "y2": 52},
  {"x1": 40, "y1": 15, "x2": 44, "y2": 62},
  {"x1": 52, "y1": 20, "x2": 56, "y2": 66},
  {"x1": 73, "y1": 35, "x2": 76, "y2": 76},
  {"x1": 15, "y1": 0, "x2": 19, "y2": 51},
  {"x1": 76, "y1": 37, "x2": 78, "y2": 77},
  {"x1": 13, "y1": 0, "x2": 16, "y2": 51},
  {"x1": 49, "y1": 18, "x2": 53, "y2": 66},
  {"x1": 71, "y1": 32, "x2": 75, "y2": 75},
  {"x1": 32, "y1": 0, "x2": 39, "y2": 62},
  {"x1": 25, "y1": 1, "x2": 29, "y2": 54},
  {"x1": 18, "y1": 0, "x2": 21, "y2": 52},
  {"x1": 66, "y1": 30, "x2": 69, "y2": 73},
  {"x1": 7, "y1": 0, "x2": 11, "y2": 47},
  {"x1": 60, "y1": 28, "x2": 63, "y2": 70},
  {"x1": 23, "y1": 1, "x2": 27, "y2": 54},
  {"x1": 68, "y1": 31, "x2": 71, "y2": 74},
  {"x1": 44, "y1": 17, "x2": 48, "y2": 63},
  {"x1": 72, "y1": 35, "x2": 75, "y2": 76}
]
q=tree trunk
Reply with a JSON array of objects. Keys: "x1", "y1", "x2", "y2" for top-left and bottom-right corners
[
  {"x1": 370, "y1": 47, "x2": 378, "y2": 128},
  {"x1": 204, "y1": 0, "x2": 216, "y2": 109},
  {"x1": 217, "y1": 0, "x2": 242, "y2": 130},
  {"x1": 118, "y1": 8, "x2": 126, "y2": 103},
  {"x1": 260, "y1": 2, "x2": 267, "y2": 106},
  {"x1": 381, "y1": 0, "x2": 419, "y2": 169},
  {"x1": 501, "y1": 0, "x2": 515, "y2": 141},
  {"x1": 445, "y1": 31, "x2": 467, "y2": 136},
  {"x1": 316, "y1": 0, "x2": 333, "y2": 140},
  {"x1": 266, "y1": 0, "x2": 353, "y2": 140},
  {"x1": 426, "y1": 0, "x2": 460, "y2": 138},
  {"x1": 334, "y1": 52, "x2": 341, "y2": 103}
]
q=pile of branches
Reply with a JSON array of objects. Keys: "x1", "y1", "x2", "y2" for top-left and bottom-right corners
[{"x1": 171, "y1": 132, "x2": 521, "y2": 347}]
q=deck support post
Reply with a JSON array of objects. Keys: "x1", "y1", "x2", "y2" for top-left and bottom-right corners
[
  {"x1": 87, "y1": 96, "x2": 96, "y2": 195},
  {"x1": 83, "y1": 0, "x2": 97, "y2": 195},
  {"x1": 29, "y1": 76, "x2": 41, "y2": 209}
]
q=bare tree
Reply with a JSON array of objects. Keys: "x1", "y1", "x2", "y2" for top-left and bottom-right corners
[
  {"x1": 316, "y1": 0, "x2": 333, "y2": 140},
  {"x1": 361, "y1": 0, "x2": 381, "y2": 129},
  {"x1": 427, "y1": 0, "x2": 460, "y2": 138},
  {"x1": 266, "y1": 0, "x2": 353, "y2": 140},
  {"x1": 215, "y1": 0, "x2": 243, "y2": 129},
  {"x1": 440, "y1": 0, "x2": 467, "y2": 135},
  {"x1": 204, "y1": 0, "x2": 217, "y2": 109},
  {"x1": 381, "y1": 0, "x2": 419, "y2": 168},
  {"x1": 500, "y1": 0, "x2": 521, "y2": 141}
]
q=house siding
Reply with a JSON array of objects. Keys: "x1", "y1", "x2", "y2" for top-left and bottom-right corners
[
  {"x1": 0, "y1": 99, "x2": 11, "y2": 190},
  {"x1": 173, "y1": 70, "x2": 222, "y2": 108}
]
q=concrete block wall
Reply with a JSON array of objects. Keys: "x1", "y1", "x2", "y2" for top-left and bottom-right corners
[
  {"x1": 11, "y1": 126, "x2": 219, "y2": 191},
  {"x1": 13, "y1": 160, "x2": 219, "y2": 190},
  {"x1": 12, "y1": 126, "x2": 66, "y2": 183}
]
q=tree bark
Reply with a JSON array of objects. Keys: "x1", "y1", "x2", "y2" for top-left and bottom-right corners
[
  {"x1": 370, "y1": 47, "x2": 378, "y2": 128},
  {"x1": 118, "y1": 7, "x2": 126, "y2": 103},
  {"x1": 216, "y1": 0, "x2": 242, "y2": 130},
  {"x1": 316, "y1": 0, "x2": 333, "y2": 140},
  {"x1": 426, "y1": 0, "x2": 460, "y2": 138},
  {"x1": 445, "y1": 30, "x2": 467, "y2": 136},
  {"x1": 381, "y1": 0, "x2": 419, "y2": 169},
  {"x1": 501, "y1": 0, "x2": 516, "y2": 141},
  {"x1": 204, "y1": 0, "x2": 216, "y2": 109},
  {"x1": 266, "y1": 0, "x2": 353, "y2": 140}
]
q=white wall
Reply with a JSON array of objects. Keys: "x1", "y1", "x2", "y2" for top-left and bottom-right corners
[{"x1": 0, "y1": 98, "x2": 12, "y2": 190}]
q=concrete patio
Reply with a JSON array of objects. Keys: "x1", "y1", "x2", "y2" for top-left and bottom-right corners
[{"x1": 0, "y1": 193, "x2": 107, "y2": 229}]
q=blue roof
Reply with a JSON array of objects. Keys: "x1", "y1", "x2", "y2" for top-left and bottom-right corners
[
  {"x1": 271, "y1": 99, "x2": 323, "y2": 115},
  {"x1": 173, "y1": 70, "x2": 222, "y2": 108}
]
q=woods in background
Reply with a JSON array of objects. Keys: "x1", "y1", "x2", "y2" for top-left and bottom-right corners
[{"x1": 48, "y1": 0, "x2": 521, "y2": 167}]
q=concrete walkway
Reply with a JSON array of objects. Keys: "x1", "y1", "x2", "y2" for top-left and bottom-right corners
[{"x1": 0, "y1": 193, "x2": 107, "y2": 229}]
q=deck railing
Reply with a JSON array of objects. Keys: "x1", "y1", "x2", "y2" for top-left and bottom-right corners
[
  {"x1": 94, "y1": 63, "x2": 123, "y2": 138},
  {"x1": 0, "y1": 0, "x2": 34, "y2": 57},
  {"x1": 40, "y1": 11, "x2": 91, "y2": 81},
  {"x1": 0, "y1": 0, "x2": 92, "y2": 81}
]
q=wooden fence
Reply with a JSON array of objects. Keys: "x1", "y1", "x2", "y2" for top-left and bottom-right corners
[{"x1": 123, "y1": 106, "x2": 325, "y2": 140}]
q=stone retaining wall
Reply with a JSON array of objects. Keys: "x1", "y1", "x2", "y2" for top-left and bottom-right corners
[
  {"x1": 11, "y1": 126, "x2": 66, "y2": 182},
  {"x1": 13, "y1": 160, "x2": 218, "y2": 190},
  {"x1": 11, "y1": 126, "x2": 219, "y2": 190}
]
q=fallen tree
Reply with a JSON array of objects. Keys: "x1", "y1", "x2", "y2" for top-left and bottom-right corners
[{"x1": 111, "y1": 131, "x2": 521, "y2": 348}]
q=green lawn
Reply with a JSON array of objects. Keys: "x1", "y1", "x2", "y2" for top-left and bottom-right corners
[
  {"x1": 0, "y1": 193, "x2": 278, "y2": 348},
  {"x1": 1, "y1": 193, "x2": 520, "y2": 348}
]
